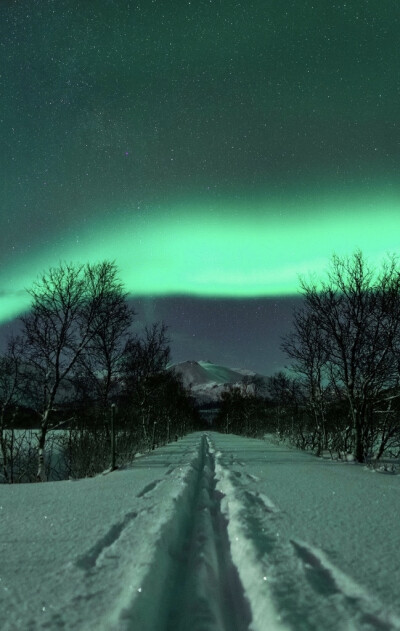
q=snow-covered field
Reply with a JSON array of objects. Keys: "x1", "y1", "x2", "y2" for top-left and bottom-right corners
[{"x1": 1, "y1": 432, "x2": 400, "y2": 630}]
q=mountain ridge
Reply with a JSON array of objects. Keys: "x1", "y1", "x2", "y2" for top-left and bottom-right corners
[{"x1": 167, "y1": 359, "x2": 266, "y2": 404}]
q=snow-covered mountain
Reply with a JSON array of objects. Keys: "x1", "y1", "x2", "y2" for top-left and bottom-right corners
[{"x1": 167, "y1": 360, "x2": 266, "y2": 404}]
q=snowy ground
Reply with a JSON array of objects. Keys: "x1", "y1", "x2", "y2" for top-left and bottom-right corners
[{"x1": 1, "y1": 432, "x2": 400, "y2": 630}]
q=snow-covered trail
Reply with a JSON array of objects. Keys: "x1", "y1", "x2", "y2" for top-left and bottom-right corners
[
  {"x1": 126, "y1": 434, "x2": 252, "y2": 631},
  {"x1": 1, "y1": 432, "x2": 400, "y2": 630},
  {"x1": 211, "y1": 433, "x2": 400, "y2": 631}
]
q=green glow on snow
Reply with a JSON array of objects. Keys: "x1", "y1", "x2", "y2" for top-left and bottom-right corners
[{"x1": 1, "y1": 189, "x2": 399, "y2": 324}]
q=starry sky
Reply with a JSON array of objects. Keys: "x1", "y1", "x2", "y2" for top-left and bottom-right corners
[{"x1": 1, "y1": 0, "x2": 399, "y2": 374}]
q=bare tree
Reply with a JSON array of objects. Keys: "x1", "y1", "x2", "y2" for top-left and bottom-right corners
[
  {"x1": 73, "y1": 282, "x2": 134, "y2": 412},
  {"x1": 266, "y1": 371, "x2": 302, "y2": 440},
  {"x1": 21, "y1": 260, "x2": 126, "y2": 480},
  {"x1": 122, "y1": 323, "x2": 171, "y2": 446},
  {"x1": 285, "y1": 251, "x2": 400, "y2": 461},
  {"x1": 0, "y1": 336, "x2": 24, "y2": 481},
  {"x1": 282, "y1": 308, "x2": 331, "y2": 454}
]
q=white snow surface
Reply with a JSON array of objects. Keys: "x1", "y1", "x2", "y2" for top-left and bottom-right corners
[{"x1": 1, "y1": 432, "x2": 400, "y2": 630}]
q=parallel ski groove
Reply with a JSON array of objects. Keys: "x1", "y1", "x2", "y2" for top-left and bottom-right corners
[
  {"x1": 166, "y1": 435, "x2": 252, "y2": 631},
  {"x1": 214, "y1": 443, "x2": 400, "y2": 631},
  {"x1": 122, "y1": 434, "x2": 252, "y2": 631}
]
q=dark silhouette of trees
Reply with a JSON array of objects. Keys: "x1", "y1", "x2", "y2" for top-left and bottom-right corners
[
  {"x1": 72, "y1": 278, "x2": 134, "y2": 420},
  {"x1": 265, "y1": 371, "x2": 302, "y2": 439},
  {"x1": 281, "y1": 309, "x2": 330, "y2": 454},
  {"x1": 0, "y1": 263, "x2": 201, "y2": 483},
  {"x1": 122, "y1": 323, "x2": 173, "y2": 447},
  {"x1": 20, "y1": 261, "x2": 130, "y2": 480},
  {"x1": 214, "y1": 251, "x2": 400, "y2": 466},
  {"x1": 282, "y1": 251, "x2": 400, "y2": 462},
  {"x1": 0, "y1": 336, "x2": 24, "y2": 481},
  {"x1": 215, "y1": 376, "x2": 270, "y2": 437}
]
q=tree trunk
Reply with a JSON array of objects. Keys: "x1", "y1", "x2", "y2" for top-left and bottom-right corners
[
  {"x1": 354, "y1": 417, "x2": 364, "y2": 462},
  {"x1": 141, "y1": 411, "x2": 148, "y2": 445},
  {"x1": 9, "y1": 429, "x2": 14, "y2": 483},
  {"x1": 0, "y1": 430, "x2": 8, "y2": 482},
  {"x1": 37, "y1": 419, "x2": 48, "y2": 482},
  {"x1": 0, "y1": 405, "x2": 8, "y2": 482},
  {"x1": 110, "y1": 404, "x2": 116, "y2": 471}
]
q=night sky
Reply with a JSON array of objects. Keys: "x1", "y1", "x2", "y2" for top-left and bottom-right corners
[{"x1": 1, "y1": 1, "x2": 399, "y2": 374}]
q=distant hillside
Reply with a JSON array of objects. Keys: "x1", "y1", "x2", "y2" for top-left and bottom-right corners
[{"x1": 167, "y1": 360, "x2": 266, "y2": 404}]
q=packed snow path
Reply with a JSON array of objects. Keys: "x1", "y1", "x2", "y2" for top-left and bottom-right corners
[{"x1": 1, "y1": 433, "x2": 400, "y2": 630}]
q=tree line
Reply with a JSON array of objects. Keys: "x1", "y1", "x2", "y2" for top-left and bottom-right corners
[
  {"x1": 0, "y1": 261, "x2": 200, "y2": 483},
  {"x1": 3, "y1": 250, "x2": 400, "y2": 478},
  {"x1": 215, "y1": 251, "x2": 400, "y2": 465}
]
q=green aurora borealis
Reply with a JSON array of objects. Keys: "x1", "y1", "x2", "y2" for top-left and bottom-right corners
[
  {"x1": 2, "y1": 188, "x2": 400, "y2": 323},
  {"x1": 1, "y1": 0, "x2": 400, "y2": 369}
]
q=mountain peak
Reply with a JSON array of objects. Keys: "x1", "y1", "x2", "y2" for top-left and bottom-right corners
[{"x1": 168, "y1": 359, "x2": 265, "y2": 404}]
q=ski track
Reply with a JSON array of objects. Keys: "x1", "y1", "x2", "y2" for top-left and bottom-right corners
[
  {"x1": 35, "y1": 433, "x2": 400, "y2": 630},
  {"x1": 119, "y1": 434, "x2": 252, "y2": 631},
  {"x1": 212, "y1": 438, "x2": 400, "y2": 631},
  {"x1": 75, "y1": 471, "x2": 177, "y2": 571}
]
